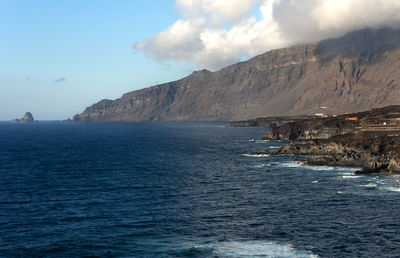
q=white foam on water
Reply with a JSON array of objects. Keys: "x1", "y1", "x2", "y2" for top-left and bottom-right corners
[
  {"x1": 254, "y1": 164, "x2": 266, "y2": 168},
  {"x1": 362, "y1": 183, "x2": 377, "y2": 188},
  {"x1": 353, "y1": 176, "x2": 400, "y2": 194},
  {"x1": 276, "y1": 161, "x2": 303, "y2": 168},
  {"x1": 385, "y1": 186, "x2": 400, "y2": 192},
  {"x1": 323, "y1": 166, "x2": 359, "y2": 172},
  {"x1": 243, "y1": 154, "x2": 270, "y2": 157},
  {"x1": 212, "y1": 240, "x2": 318, "y2": 258},
  {"x1": 342, "y1": 175, "x2": 361, "y2": 179},
  {"x1": 307, "y1": 165, "x2": 336, "y2": 171},
  {"x1": 277, "y1": 161, "x2": 359, "y2": 172},
  {"x1": 338, "y1": 171, "x2": 362, "y2": 179},
  {"x1": 311, "y1": 180, "x2": 318, "y2": 184},
  {"x1": 249, "y1": 139, "x2": 270, "y2": 143}
]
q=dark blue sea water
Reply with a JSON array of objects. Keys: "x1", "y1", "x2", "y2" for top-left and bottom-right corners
[{"x1": 1, "y1": 122, "x2": 400, "y2": 257}]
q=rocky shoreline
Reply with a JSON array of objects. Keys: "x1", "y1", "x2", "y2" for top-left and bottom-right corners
[
  {"x1": 252, "y1": 105, "x2": 400, "y2": 174},
  {"x1": 229, "y1": 116, "x2": 315, "y2": 128}
]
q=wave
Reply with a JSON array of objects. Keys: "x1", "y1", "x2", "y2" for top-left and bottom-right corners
[
  {"x1": 243, "y1": 154, "x2": 270, "y2": 157},
  {"x1": 361, "y1": 183, "x2": 377, "y2": 188},
  {"x1": 385, "y1": 186, "x2": 400, "y2": 192},
  {"x1": 339, "y1": 171, "x2": 362, "y2": 179},
  {"x1": 211, "y1": 240, "x2": 318, "y2": 257},
  {"x1": 342, "y1": 175, "x2": 361, "y2": 179},
  {"x1": 170, "y1": 239, "x2": 318, "y2": 257},
  {"x1": 276, "y1": 161, "x2": 303, "y2": 168},
  {"x1": 249, "y1": 139, "x2": 270, "y2": 143},
  {"x1": 276, "y1": 161, "x2": 359, "y2": 172},
  {"x1": 254, "y1": 164, "x2": 269, "y2": 168}
]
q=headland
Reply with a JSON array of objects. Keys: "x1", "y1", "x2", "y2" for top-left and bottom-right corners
[{"x1": 252, "y1": 105, "x2": 400, "y2": 174}]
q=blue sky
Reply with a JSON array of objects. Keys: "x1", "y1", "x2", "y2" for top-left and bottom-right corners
[
  {"x1": 0, "y1": 0, "x2": 195, "y2": 120},
  {"x1": 2, "y1": 0, "x2": 399, "y2": 120}
]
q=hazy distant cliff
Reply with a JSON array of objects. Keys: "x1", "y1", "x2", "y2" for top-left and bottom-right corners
[{"x1": 74, "y1": 28, "x2": 400, "y2": 122}]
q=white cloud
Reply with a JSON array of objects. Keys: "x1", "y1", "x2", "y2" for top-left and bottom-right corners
[
  {"x1": 175, "y1": 0, "x2": 259, "y2": 24},
  {"x1": 135, "y1": 0, "x2": 400, "y2": 70}
]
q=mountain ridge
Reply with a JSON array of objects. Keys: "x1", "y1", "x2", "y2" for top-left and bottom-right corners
[{"x1": 74, "y1": 27, "x2": 400, "y2": 122}]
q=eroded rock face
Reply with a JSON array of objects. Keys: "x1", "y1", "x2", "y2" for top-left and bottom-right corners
[{"x1": 74, "y1": 28, "x2": 400, "y2": 122}]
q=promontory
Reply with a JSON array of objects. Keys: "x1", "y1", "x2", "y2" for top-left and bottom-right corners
[{"x1": 253, "y1": 105, "x2": 400, "y2": 174}]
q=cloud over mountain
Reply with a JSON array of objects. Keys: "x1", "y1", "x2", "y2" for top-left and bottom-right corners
[{"x1": 135, "y1": 0, "x2": 400, "y2": 70}]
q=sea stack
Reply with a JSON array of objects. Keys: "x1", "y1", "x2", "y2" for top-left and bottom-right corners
[{"x1": 13, "y1": 112, "x2": 35, "y2": 123}]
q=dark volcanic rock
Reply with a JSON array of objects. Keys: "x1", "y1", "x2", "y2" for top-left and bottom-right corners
[
  {"x1": 256, "y1": 105, "x2": 400, "y2": 174},
  {"x1": 262, "y1": 105, "x2": 400, "y2": 140},
  {"x1": 229, "y1": 116, "x2": 315, "y2": 128},
  {"x1": 75, "y1": 28, "x2": 400, "y2": 122}
]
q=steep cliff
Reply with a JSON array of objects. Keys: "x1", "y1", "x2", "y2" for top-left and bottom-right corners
[{"x1": 74, "y1": 28, "x2": 400, "y2": 122}]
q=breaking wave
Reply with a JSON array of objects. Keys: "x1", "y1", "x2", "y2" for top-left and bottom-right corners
[
  {"x1": 176, "y1": 240, "x2": 317, "y2": 257},
  {"x1": 243, "y1": 153, "x2": 270, "y2": 157},
  {"x1": 212, "y1": 240, "x2": 318, "y2": 257},
  {"x1": 276, "y1": 161, "x2": 359, "y2": 172}
]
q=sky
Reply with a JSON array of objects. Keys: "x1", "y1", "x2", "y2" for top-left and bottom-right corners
[{"x1": 1, "y1": 0, "x2": 400, "y2": 120}]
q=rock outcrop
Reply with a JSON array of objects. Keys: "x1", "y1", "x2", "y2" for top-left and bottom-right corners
[
  {"x1": 13, "y1": 112, "x2": 35, "y2": 123},
  {"x1": 74, "y1": 28, "x2": 400, "y2": 122},
  {"x1": 255, "y1": 105, "x2": 400, "y2": 174},
  {"x1": 229, "y1": 116, "x2": 315, "y2": 128}
]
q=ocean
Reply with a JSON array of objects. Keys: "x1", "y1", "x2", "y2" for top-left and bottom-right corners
[{"x1": 1, "y1": 122, "x2": 400, "y2": 257}]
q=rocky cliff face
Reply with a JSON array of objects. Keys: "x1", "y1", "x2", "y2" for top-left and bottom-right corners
[{"x1": 74, "y1": 28, "x2": 400, "y2": 122}]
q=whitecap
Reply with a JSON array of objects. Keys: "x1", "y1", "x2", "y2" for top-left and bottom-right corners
[
  {"x1": 307, "y1": 165, "x2": 336, "y2": 171},
  {"x1": 276, "y1": 161, "x2": 303, "y2": 168},
  {"x1": 212, "y1": 240, "x2": 318, "y2": 258},
  {"x1": 383, "y1": 186, "x2": 400, "y2": 192},
  {"x1": 339, "y1": 171, "x2": 361, "y2": 179},
  {"x1": 362, "y1": 183, "x2": 377, "y2": 188},
  {"x1": 311, "y1": 180, "x2": 318, "y2": 184},
  {"x1": 254, "y1": 164, "x2": 268, "y2": 168},
  {"x1": 276, "y1": 161, "x2": 359, "y2": 172},
  {"x1": 243, "y1": 154, "x2": 270, "y2": 157},
  {"x1": 342, "y1": 175, "x2": 361, "y2": 179}
]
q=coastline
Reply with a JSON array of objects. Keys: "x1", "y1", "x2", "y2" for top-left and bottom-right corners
[{"x1": 251, "y1": 105, "x2": 400, "y2": 174}]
